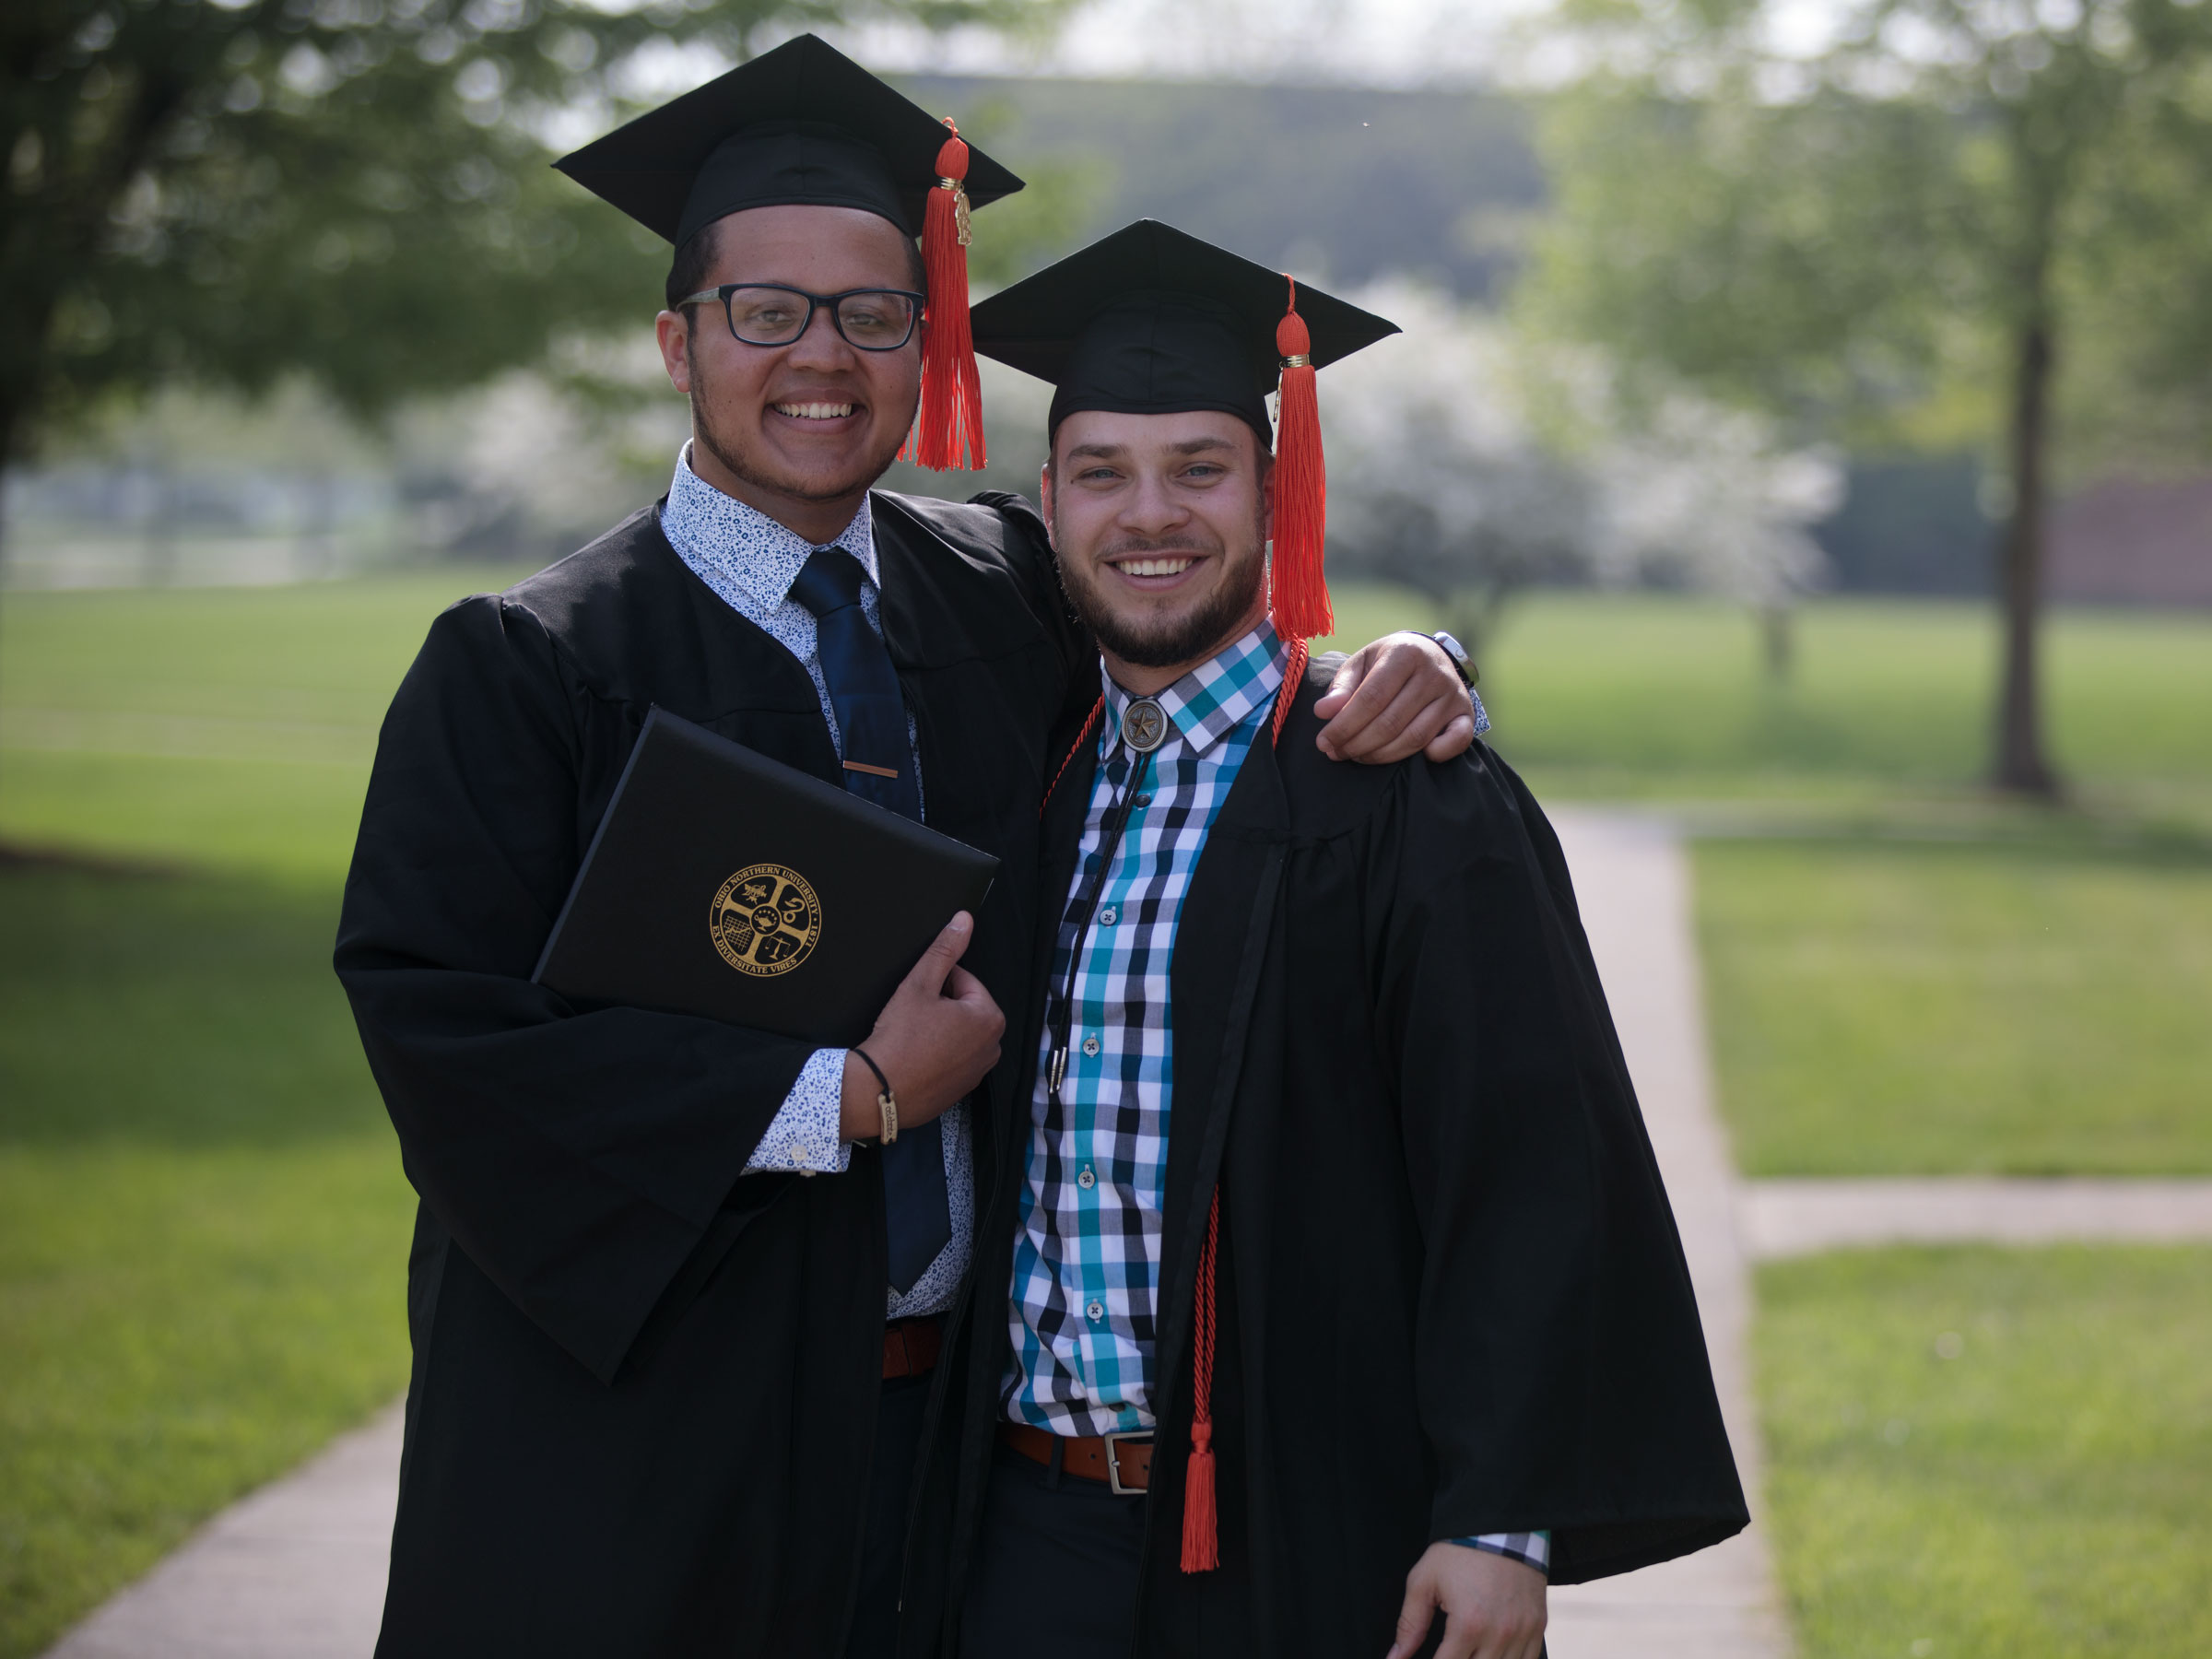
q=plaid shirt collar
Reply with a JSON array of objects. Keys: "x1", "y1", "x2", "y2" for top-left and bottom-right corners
[{"x1": 1098, "y1": 618, "x2": 1288, "y2": 763}]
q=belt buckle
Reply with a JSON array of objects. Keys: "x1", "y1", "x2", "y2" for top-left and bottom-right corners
[{"x1": 1102, "y1": 1430, "x2": 1152, "y2": 1496}]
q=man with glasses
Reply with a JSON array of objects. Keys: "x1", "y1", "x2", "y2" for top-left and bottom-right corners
[{"x1": 335, "y1": 37, "x2": 1478, "y2": 1659}]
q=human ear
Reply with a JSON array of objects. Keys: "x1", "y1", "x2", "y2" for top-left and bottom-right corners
[{"x1": 655, "y1": 311, "x2": 693, "y2": 395}]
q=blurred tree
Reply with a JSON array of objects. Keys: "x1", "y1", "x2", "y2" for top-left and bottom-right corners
[
  {"x1": 1324, "y1": 283, "x2": 1596, "y2": 654},
  {"x1": 1524, "y1": 0, "x2": 2212, "y2": 795},
  {"x1": 1325, "y1": 281, "x2": 1838, "y2": 668},
  {"x1": 0, "y1": 0, "x2": 1066, "y2": 484}
]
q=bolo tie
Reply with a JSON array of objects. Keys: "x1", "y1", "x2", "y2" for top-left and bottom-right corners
[{"x1": 1043, "y1": 694, "x2": 1171, "y2": 1116}]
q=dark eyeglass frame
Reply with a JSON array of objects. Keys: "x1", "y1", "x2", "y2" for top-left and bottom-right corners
[{"x1": 677, "y1": 283, "x2": 927, "y2": 352}]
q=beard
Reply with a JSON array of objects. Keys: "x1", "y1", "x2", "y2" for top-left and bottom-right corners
[
  {"x1": 1057, "y1": 531, "x2": 1269, "y2": 670},
  {"x1": 688, "y1": 339, "x2": 910, "y2": 505}
]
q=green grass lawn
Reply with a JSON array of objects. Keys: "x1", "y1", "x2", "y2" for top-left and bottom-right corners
[
  {"x1": 1324, "y1": 589, "x2": 2212, "y2": 819},
  {"x1": 0, "y1": 567, "x2": 534, "y2": 879},
  {"x1": 1758, "y1": 1246, "x2": 2212, "y2": 1659},
  {"x1": 1696, "y1": 832, "x2": 2212, "y2": 1175},
  {"x1": 0, "y1": 865, "x2": 414, "y2": 1658},
  {"x1": 2, "y1": 572, "x2": 2208, "y2": 1650},
  {"x1": 6, "y1": 581, "x2": 2210, "y2": 881}
]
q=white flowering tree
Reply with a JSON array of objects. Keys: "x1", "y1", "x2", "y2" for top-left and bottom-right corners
[
  {"x1": 1322, "y1": 283, "x2": 1595, "y2": 653},
  {"x1": 1322, "y1": 280, "x2": 1841, "y2": 672}
]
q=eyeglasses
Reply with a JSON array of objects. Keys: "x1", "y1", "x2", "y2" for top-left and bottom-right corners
[{"x1": 678, "y1": 284, "x2": 925, "y2": 352}]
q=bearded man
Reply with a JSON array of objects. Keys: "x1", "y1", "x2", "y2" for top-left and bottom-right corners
[
  {"x1": 930, "y1": 221, "x2": 1748, "y2": 1659},
  {"x1": 333, "y1": 44, "x2": 1477, "y2": 1659}
]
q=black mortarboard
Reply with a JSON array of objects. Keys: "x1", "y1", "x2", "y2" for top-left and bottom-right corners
[
  {"x1": 971, "y1": 219, "x2": 1399, "y2": 643},
  {"x1": 967, "y1": 219, "x2": 1398, "y2": 441},
  {"x1": 551, "y1": 33, "x2": 1022, "y2": 249}
]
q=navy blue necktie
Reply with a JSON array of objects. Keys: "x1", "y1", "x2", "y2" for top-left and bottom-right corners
[{"x1": 789, "y1": 547, "x2": 949, "y2": 1294}]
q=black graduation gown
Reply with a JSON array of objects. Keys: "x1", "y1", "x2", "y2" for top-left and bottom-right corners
[
  {"x1": 943, "y1": 664, "x2": 1749, "y2": 1658},
  {"x1": 334, "y1": 489, "x2": 1087, "y2": 1659}
]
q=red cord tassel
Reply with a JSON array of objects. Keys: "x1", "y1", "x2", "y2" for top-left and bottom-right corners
[
  {"x1": 911, "y1": 121, "x2": 986, "y2": 472},
  {"x1": 1181, "y1": 1189, "x2": 1222, "y2": 1573},
  {"x1": 1270, "y1": 637, "x2": 1307, "y2": 744},
  {"x1": 1268, "y1": 278, "x2": 1332, "y2": 641}
]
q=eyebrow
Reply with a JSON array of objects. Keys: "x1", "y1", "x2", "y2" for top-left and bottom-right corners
[{"x1": 1062, "y1": 435, "x2": 1241, "y2": 462}]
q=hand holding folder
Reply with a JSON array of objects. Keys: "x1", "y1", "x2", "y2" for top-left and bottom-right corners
[{"x1": 534, "y1": 708, "x2": 1002, "y2": 1061}]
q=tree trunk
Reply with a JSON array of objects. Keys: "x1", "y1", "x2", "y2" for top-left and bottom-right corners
[
  {"x1": 1759, "y1": 605, "x2": 1794, "y2": 682},
  {"x1": 1992, "y1": 311, "x2": 2061, "y2": 798},
  {"x1": 0, "y1": 392, "x2": 19, "y2": 811}
]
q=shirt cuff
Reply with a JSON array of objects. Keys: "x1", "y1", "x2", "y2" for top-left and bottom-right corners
[
  {"x1": 1450, "y1": 1531, "x2": 1549, "y2": 1574},
  {"x1": 741, "y1": 1049, "x2": 854, "y2": 1176}
]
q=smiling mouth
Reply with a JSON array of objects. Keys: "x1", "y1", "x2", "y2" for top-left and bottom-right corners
[
  {"x1": 773, "y1": 402, "x2": 855, "y2": 421},
  {"x1": 1113, "y1": 556, "x2": 1199, "y2": 578}
]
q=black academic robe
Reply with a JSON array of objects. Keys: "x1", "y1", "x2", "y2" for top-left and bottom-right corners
[
  {"x1": 334, "y1": 489, "x2": 1087, "y2": 1658},
  {"x1": 942, "y1": 663, "x2": 1749, "y2": 1658}
]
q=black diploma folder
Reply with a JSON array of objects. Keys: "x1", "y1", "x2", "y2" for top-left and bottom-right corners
[{"x1": 532, "y1": 706, "x2": 998, "y2": 1045}]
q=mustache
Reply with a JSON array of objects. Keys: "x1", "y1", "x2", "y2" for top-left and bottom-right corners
[{"x1": 1097, "y1": 534, "x2": 1218, "y2": 560}]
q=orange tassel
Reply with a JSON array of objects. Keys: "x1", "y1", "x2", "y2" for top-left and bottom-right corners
[
  {"x1": 1268, "y1": 278, "x2": 1332, "y2": 641},
  {"x1": 1181, "y1": 1189, "x2": 1222, "y2": 1573},
  {"x1": 1270, "y1": 637, "x2": 1307, "y2": 744},
  {"x1": 912, "y1": 121, "x2": 986, "y2": 472},
  {"x1": 1180, "y1": 1422, "x2": 1219, "y2": 1573}
]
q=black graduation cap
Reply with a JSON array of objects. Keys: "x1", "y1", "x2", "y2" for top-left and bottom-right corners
[
  {"x1": 967, "y1": 219, "x2": 1398, "y2": 441},
  {"x1": 553, "y1": 34, "x2": 1013, "y2": 471},
  {"x1": 971, "y1": 218, "x2": 1400, "y2": 641},
  {"x1": 552, "y1": 33, "x2": 1023, "y2": 249}
]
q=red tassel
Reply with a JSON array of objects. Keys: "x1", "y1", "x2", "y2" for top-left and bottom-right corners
[
  {"x1": 1181, "y1": 1189, "x2": 1222, "y2": 1573},
  {"x1": 1268, "y1": 277, "x2": 1332, "y2": 641},
  {"x1": 1270, "y1": 637, "x2": 1307, "y2": 745},
  {"x1": 1040, "y1": 695, "x2": 1106, "y2": 819},
  {"x1": 912, "y1": 121, "x2": 986, "y2": 472}
]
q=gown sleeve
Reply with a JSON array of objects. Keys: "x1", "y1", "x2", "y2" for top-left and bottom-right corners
[
  {"x1": 971, "y1": 489, "x2": 1099, "y2": 731},
  {"x1": 334, "y1": 594, "x2": 820, "y2": 1384},
  {"x1": 1366, "y1": 749, "x2": 1746, "y2": 1581}
]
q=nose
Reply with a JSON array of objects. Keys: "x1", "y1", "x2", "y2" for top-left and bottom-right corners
[
  {"x1": 1118, "y1": 469, "x2": 1189, "y2": 538},
  {"x1": 782, "y1": 299, "x2": 860, "y2": 372}
]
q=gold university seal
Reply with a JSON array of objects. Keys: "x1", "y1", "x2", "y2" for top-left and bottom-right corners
[{"x1": 710, "y1": 864, "x2": 822, "y2": 977}]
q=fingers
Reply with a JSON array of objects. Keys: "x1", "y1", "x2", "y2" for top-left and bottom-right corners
[
  {"x1": 943, "y1": 967, "x2": 1006, "y2": 1037},
  {"x1": 1316, "y1": 644, "x2": 1414, "y2": 761},
  {"x1": 1384, "y1": 1570, "x2": 1440, "y2": 1659},
  {"x1": 904, "y1": 911, "x2": 974, "y2": 995},
  {"x1": 1312, "y1": 652, "x2": 1364, "y2": 720},
  {"x1": 1423, "y1": 712, "x2": 1477, "y2": 764},
  {"x1": 1324, "y1": 672, "x2": 1428, "y2": 762},
  {"x1": 1465, "y1": 1608, "x2": 1547, "y2": 1659},
  {"x1": 1441, "y1": 1600, "x2": 1545, "y2": 1659},
  {"x1": 1375, "y1": 678, "x2": 1460, "y2": 763}
]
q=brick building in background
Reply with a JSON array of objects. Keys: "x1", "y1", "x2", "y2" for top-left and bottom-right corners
[{"x1": 2048, "y1": 477, "x2": 2212, "y2": 607}]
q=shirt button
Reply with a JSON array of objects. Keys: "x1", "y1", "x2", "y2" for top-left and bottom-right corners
[
  {"x1": 1077, "y1": 1165, "x2": 1097, "y2": 1189},
  {"x1": 1087, "y1": 1300, "x2": 1105, "y2": 1321},
  {"x1": 1082, "y1": 1035, "x2": 1100, "y2": 1057},
  {"x1": 1098, "y1": 906, "x2": 1118, "y2": 925},
  {"x1": 1134, "y1": 794, "x2": 1152, "y2": 807}
]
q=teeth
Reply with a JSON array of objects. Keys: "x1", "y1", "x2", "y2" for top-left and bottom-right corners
[
  {"x1": 1122, "y1": 558, "x2": 1194, "y2": 577},
  {"x1": 775, "y1": 402, "x2": 853, "y2": 419}
]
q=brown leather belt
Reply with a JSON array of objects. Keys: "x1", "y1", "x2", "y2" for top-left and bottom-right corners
[
  {"x1": 998, "y1": 1419, "x2": 1154, "y2": 1494},
  {"x1": 882, "y1": 1316, "x2": 943, "y2": 1381}
]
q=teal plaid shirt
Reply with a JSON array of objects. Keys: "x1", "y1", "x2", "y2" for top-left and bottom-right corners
[{"x1": 1000, "y1": 622, "x2": 1545, "y2": 1574}]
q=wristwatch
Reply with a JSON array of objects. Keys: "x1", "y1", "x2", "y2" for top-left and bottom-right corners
[{"x1": 1430, "y1": 630, "x2": 1479, "y2": 688}]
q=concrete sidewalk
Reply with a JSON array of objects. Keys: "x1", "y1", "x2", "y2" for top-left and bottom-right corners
[
  {"x1": 42, "y1": 1405, "x2": 403, "y2": 1659},
  {"x1": 1742, "y1": 1176, "x2": 2212, "y2": 1258},
  {"x1": 1546, "y1": 812, "x2": 1794, "y2": 1659}
]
